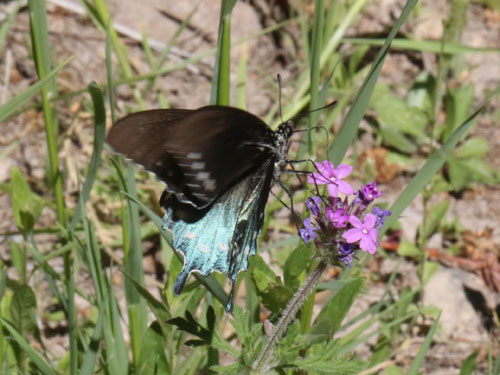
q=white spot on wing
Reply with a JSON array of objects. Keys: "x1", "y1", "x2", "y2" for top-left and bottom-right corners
[
  {"x1": 203, "y1": 178, "x2": 216, "y2": 192},
  {"x1": 199, "y1": 244, "x2": 211, "y2": 254},
  {"x1": 196, "y1": 172, "x2": 210, "y2": 180},
  {"x1": 191, "y1": 162, "x2": 205, "y2": 170},
  {"x1": 187, "y1": 152, "x2": 202, "y2": 159},
  {"x1": 218, "y1": 242, "x2": 229, "y2": 251},
  {"x1": 185, "y1": 231, "x2": 196, "y2": 239}
]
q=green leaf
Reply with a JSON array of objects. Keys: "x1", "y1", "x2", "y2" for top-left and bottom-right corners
[
  {"x1": 447, "y1": 157, "x2": 469, "y2": 191},
  {"x1": 250, "y1": 256, "x2": 293, "y2": 312},
  {"x1": 305, "y1": 278, "x2": 363, "y2": 343},
  {"x1": 9, "y1": 241, "x2": 26, "y2": 284},
  {"x1": 283, "y1": 244, "x2": 313, "y2": 289},
  {"x1": 397, "y1": 240, "x2": 421, "y2": 258},
  {"x1": 372, "y1": 85, "x2": 427, "y2": 139},
  {"x1": 407, "y1": 71, "x2": 434, "y2": 112},
  {"x1": 10, "y1": 167, "x2": 44, "y2": 234},
  {"x1": 10, "y1": 285, "x2": 38, "y2": 335},
  {"x1": 453, "y1": 136, "x2": 488, "y2": 159},
  {"x1": 442, "y1": 84, "x2": 475, "y2": 141},
  {"x1": 459, "y1": 351, "x2": 478, "y2": 375},
  {"x1": 422, "y1": 261, "x2": 440, "y2": 285},
  {"x1": 379, "y1": 127, "x2": 418, "y2": 154},
  {"x1": 167, "y1": 307, "x2": 215, "y2": 346},
  {"x1": 137, "y1": 322, "x2": 171, "y2": 375},
  {"x1": 292, "y1": 341, "x2": 365, "y2": 374}
]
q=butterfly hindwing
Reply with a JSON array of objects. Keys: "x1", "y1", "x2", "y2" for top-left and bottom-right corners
[{"x1": 162, "y1": 160, "x2": 275, "y2": 311}]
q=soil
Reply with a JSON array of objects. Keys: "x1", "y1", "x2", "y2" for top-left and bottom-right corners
[{"x1": 1, "y1": 0, "x2": 499, "y2": 373}]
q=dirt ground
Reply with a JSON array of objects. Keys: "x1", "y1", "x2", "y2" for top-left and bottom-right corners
[{"x1": 1, "y1": 0, "x2": 500, "y2": 373}]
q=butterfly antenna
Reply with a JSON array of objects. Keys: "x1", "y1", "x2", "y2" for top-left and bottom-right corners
[{"x1": 277, "y1": 74, "x2": 284, "y2": 124}]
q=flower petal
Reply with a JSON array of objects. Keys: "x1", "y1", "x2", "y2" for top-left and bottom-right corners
[
  {"x1": 342, "y1": 228, "x2": 362, "y2": 243},
  {"x1": 364, "y1": 213, "x2": 377, "y2": 229},
  {"x1": 368, "y1": 228, "x2": 378, "y2": 242},
  {"x1": 360, "y1": 237, "x2": 377, "y2": 254},
  {"x1": 308, "y1": 173, "x2": 327, "y2": 185},
  {"x1": 348, "y1": 215, "x2": 363, "y2": 228},
  {"x1": 335, "y1": 164, "x2": 353, "y2": 178},
  {"x1": 327, "y1": 184, "x2": 339, "y2": 198},
  {"x1": 337, "y1": 180, "x2": 354, "y2": 195}
]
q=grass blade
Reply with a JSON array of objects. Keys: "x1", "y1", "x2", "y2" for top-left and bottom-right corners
[
  {"x1": 330, "y1": 0, "x2": 419, "y2": 164},
  {"x1": 407, "y1": 312, "x2": 441, "y2": 374},
  {"x1": 309, "y1": 0, "x2": 325, "y2": 152},
  {"x1": 343, "y1": 37, "x2": 500, "y2": 54},
  {"x1": 0, "y1": 319, "x2": 57, "y2": 375},
  {"x1": 69, "y1": 83, "x2": 106, "y2": 230},
  {"x1": 210, "y1": 0, "x2": 237, "y2": 105},
  {"x1": 0, "y1": 1, "x2": 21, "y2": 54}
]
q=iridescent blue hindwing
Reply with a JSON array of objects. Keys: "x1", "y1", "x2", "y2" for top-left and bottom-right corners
[{"x1": 162, "y1": 160, "x2": 274, "y2": 310}]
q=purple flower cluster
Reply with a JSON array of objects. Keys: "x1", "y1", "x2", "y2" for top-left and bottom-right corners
[{"x1": 299, "y1": 161, "x2": 391, "y2": 267}]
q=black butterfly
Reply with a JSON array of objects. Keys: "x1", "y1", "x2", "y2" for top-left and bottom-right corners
[{"x1": 107, "y1": 105, "x2": 293, "y2": 311}]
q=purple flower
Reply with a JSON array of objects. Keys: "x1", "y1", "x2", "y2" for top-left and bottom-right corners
[
  {"x1": 307, "y1": 161, "x2": 354, "y2": 198},
  {"x1": 372, "y1": 206, "x2": 391, "y2": 229},
  {"x1": 338, "y1": 242, "x2": 355, "y2": 267},
  {"x1": 354, "y1": 182, "x2": 382, "y2": 205},
  {"x1": 299, "y1": 218, "x2": 319, "y2": 244},
  {"x1": 326, "y1": 208, "x2": 349, "y2": 228},
  {"x1": 305, "y1": 196, "x2": 323, "y2": 216},
  {"x1": 342, "y1": 214, "x2": 378, "y2": 254}
]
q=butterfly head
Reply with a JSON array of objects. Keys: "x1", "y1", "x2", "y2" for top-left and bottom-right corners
[{"x1": 276, "y1": 120, "x2": 293, "y2": 139}]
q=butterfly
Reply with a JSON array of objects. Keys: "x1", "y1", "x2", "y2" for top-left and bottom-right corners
[{"x1": 107, "y1": 105, "x2": 293, "y2": 311}]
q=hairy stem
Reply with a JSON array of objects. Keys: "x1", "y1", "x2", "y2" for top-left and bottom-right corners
[{"x1": 252, "y1": 261, "x2": 327, "y2": 373}]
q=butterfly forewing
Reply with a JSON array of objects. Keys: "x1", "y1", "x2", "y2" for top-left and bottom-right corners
[{"x1": 107, "y1": 106, "x2": 275, "y2": 208}]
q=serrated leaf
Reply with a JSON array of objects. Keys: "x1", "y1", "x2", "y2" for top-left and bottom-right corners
[
  {"x1": 252, "y1": 269, "x2": 293, "y2": 312},
  {"x1": 167, "y1": 306, "x2": 215, "y2": 345},
  {"x1": 212, "y1": 331, "x2": 240, "y2": 357}
]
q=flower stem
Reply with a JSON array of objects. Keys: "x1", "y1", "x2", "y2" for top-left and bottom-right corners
[{"x1": 252, "y1": 261, "x2": 327, "y2": 373}]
